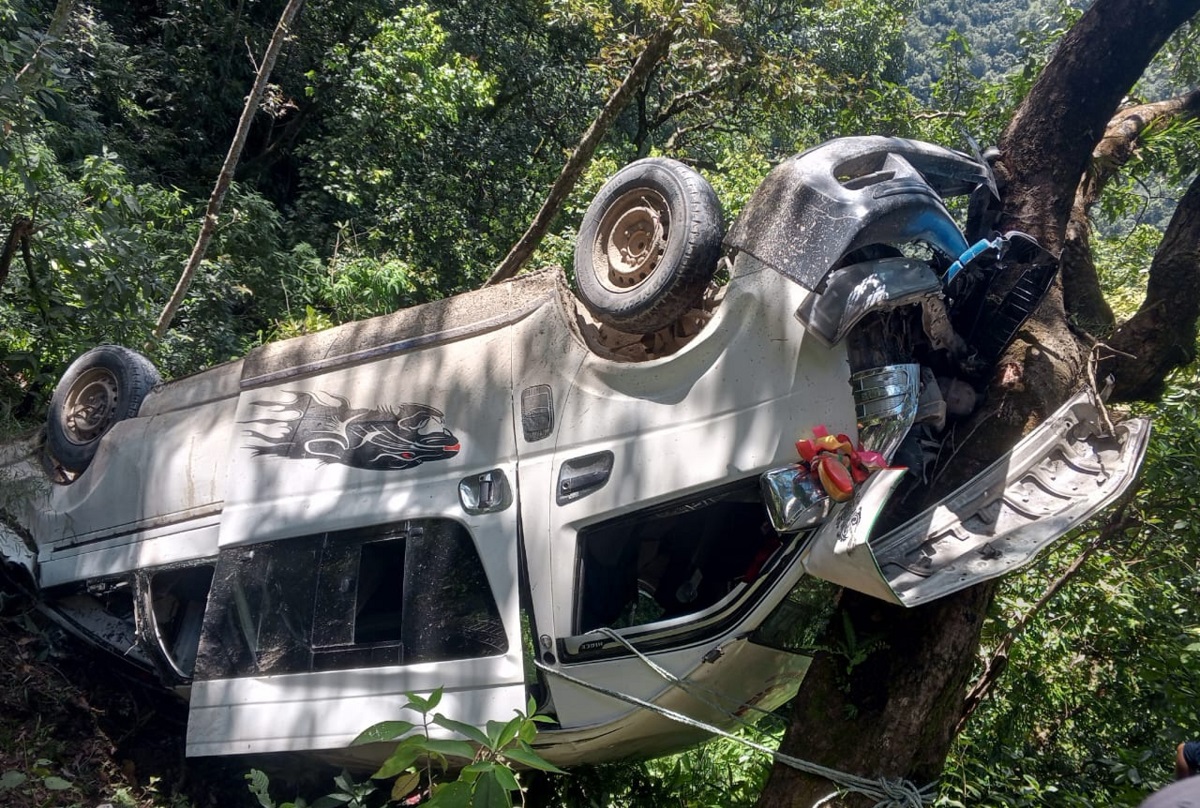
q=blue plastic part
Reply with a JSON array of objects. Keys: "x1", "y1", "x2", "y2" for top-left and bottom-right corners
[{"x1": 943, "y1": 236, "x2": 1003, "y2": 286}]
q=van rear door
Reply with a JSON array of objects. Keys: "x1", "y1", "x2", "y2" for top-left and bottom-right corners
[{"x1": 184, "y1": 324, "x2": 526, "y2": 757}]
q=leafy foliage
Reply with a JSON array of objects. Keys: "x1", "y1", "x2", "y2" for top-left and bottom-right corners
[
  {"x1": 530, "y1": 726, "x2": 779, "y2": 807},
  {"x1": 247, "y1": 688, "x2": 562, "y2": 808}
]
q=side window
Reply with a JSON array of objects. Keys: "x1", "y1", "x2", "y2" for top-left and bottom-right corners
[
  {"x1": 148, "y1": 564, "x2": 216, "y2": 679},
  {"x1": 194, "y1": 520, "x2": 507, "y2": 680},
  {"x1": 576, "y1": 481, "x2": 778, "y2": 634}
]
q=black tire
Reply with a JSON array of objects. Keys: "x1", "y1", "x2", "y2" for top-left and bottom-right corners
[
  {"x1": 574, "y1": 158, "x2": 722, "y2": 333},
  {"x1": 46, "y1": 345, "x2": 161, "y2": 473}
]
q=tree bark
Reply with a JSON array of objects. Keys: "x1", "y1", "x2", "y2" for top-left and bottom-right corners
[
  {"x1": 756, "y1": 2, "x2": 1200, "y2": 805},
  {"x1": 757, "y1": 585, "x2": 997, "y2": 807},
  {"x1": 485, "y1": 25, "x2": 675, "y2": 286},
  {"x1": 153, "y1": 0, "x2": 305, "y2": 339},
  {"x1": 0, "y1": 218, "x2": 33, "y2": 292}
]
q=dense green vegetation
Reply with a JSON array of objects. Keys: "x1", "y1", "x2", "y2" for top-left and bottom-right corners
[{"x1": 2, "y1": 0, "x2": 1199, "y2": 806}]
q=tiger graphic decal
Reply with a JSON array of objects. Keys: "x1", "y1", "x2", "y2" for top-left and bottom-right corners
[{"x1": 242, "y1": 391, "x2": 460, "y2": 471}]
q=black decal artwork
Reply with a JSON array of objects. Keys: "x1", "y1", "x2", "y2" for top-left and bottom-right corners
[{"x1": 243, "y1": 392, "x2": 460, "y2": 471}]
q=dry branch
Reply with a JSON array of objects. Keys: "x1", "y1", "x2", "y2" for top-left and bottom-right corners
[
  {"x1": 485, "y1": 25, "x2": 676, "y2": 286},
  {"x1": 1062, "y1": 89, "x2": 1200, "y2": 331},
  {"x1": 153, "y1": 0, "x2": 305, "y2": 339},
  {"x1": 957, "y1": 501, "x2": 1136, "y2": 733}
]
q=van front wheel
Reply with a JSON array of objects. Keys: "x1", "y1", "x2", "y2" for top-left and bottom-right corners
[
  {"x1": 575, "y1": 158, "x2": 722, "y2": 333},
  {"x1": 46, "y1": 345, "x2": 161, "y2": 474}
]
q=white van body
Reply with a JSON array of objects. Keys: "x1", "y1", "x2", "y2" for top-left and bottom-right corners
[{"x1": 0, "y1": 137, "x2": 1150, "y2": 767}]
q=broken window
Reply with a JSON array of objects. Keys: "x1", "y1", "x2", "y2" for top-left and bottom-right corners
[
  {"x1": 194, "y1": 519, "x2": 507, "y2": 680},
  {"x1": 148, "y1": 564, "x2": 215, "y2": 678},
  {"x1": 575, "y1": 481, "x2": 780, "y2": 633},
  {"x1": 749, "y1": 576, "x2": 838, "y2": 655}
]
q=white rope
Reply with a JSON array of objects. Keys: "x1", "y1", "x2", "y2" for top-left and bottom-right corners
[{"x1": 536, "y1": 653, "x2": 935, "y2": 808}]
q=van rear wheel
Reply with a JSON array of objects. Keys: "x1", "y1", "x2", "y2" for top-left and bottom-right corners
[{"x1": 47, "y1": 345, "x2": 161, "y2": 474}]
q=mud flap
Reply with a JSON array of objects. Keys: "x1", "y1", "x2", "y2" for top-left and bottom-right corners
[{"x1": 801, "y1": 388, "x2": 1151, "y2": 607}]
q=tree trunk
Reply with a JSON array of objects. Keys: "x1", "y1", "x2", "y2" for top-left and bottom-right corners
[
  {"x1": 153, "y1": 0, "x2": 305, "y2": 339},
  {"x1": 485, "y1": 25, "x2": 675, "y2": 286},
  {"x1": 0, "y1": 218, "x2": 33, "y2": 292},
  {"x1": 756, "y1": 2, "x2": 1200, "y2": 805},
  {"x1": 994, "y1": 0, "x2": 1200, "y2": 254}
]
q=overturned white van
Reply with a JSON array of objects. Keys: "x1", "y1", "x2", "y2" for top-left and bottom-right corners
[{"x1": 0, "y1": 137, "x2": 1150, "y2": 767}]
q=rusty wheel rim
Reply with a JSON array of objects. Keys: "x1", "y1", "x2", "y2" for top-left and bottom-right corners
[
  {"x1": 60, "y1": 367, "x2": 120, "y2": 445},
  {"x1": 592, "y1": 188, "x2": 670, "y2": 294}
]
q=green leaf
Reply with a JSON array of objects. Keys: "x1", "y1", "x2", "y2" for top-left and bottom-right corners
[
  {"x1": 391, "y1": 770, "x2": 421, "y2": 802},
  {"x1": 422, "y1": 739, "x2": 477, "y2": 760},
  {"x1": 246, "y1": 769, "x2": 276, "y2": 808},
  {"x1": 0, "y1": 771, "x2": 27, "y2": 791},
  {"x1": 405, "y1": 687, "x2": 443, "y2": 714},
  {"x1": 502, "y1": 743, "x2": 566, "y2": 774},
  {"x1": 350, "y1": 720, "x2": 415, "y2": 746},
  {"x1": 471, "y1": 770, "x2": 510, "y2": 808},
  {"x1": 490, "y1": 716, "x2": 521, "y2": 751},
  {"x1": 492, "y1": 763, "x2": 520, "y2": 792},
  {"x1": 427, "y1": 780, "x2": 471, "y2": 808},
  {"x1": 42, "y1": 776, "x2": 73, "y2": 791},
  {"x1": 433, "y1": 714, "x2": 491, "y2": 747},
  {"x1": 372, "y1": 746, "x2": 421, "y2": 780}
]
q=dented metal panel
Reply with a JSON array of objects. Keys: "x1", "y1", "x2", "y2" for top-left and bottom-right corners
[
  {"x1": 803, "y1": 389, "x2": 1151, "y2": 606},
  {"x1": 725, "y1": 137, "x2": 980, "y2": 290}
]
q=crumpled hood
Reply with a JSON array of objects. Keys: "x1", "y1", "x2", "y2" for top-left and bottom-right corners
[{"x1": 725, "y1": 136, "x2": 991, "y2": 290}]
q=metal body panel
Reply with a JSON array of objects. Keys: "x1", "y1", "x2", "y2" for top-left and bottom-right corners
[
  {"x1": 188, "y1": 672, "x2": 526, "y2": 757},
  {"x1": 546, "y1": 264, "x2": 851, "y2": 637},
  {"x1": 217, "y1": 329, "x2": 514, "y2": 547},
  {"x1": 544, "y1": 538, "x2": 814, "y2": 730},
  {"x1": 534, "y1": 638, "x2": 810, "y2": 767},
  {"x1": 185, "y1": 299, "x2": 530, "y2": 756},
  {"x1": 39, "y1": 511, "x2": 221, "y2": 588},
  {"x1": 803, "y1": 389, "x2": 1151, "y2": 606},
  {"x1": 33, "y1": 396, "x2": 238, "y2": 583},
  {"x1": 725, "y1": 137, "x2": 979, "y2": 289}
]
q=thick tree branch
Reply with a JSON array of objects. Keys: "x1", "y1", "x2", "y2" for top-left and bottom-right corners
[
  {"x1": 1101, "y1": 170, "x2": 1200, "y2": 401},
  {"x1": 756, "y1": 584, "x2": 997, "y2": 807},
  {"x1": 486, "y1": 24, "x2": 676, "y2": 285},
  {"x1": 1091, "y1": 91, "x2": 1200, "y2": 197},
  {"x1": 996, "y1": 0, "x2": 1200, "y2": 253},
  {"x1": 1063, "y1": 89, "x2": 1200, "y2": 331}
]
